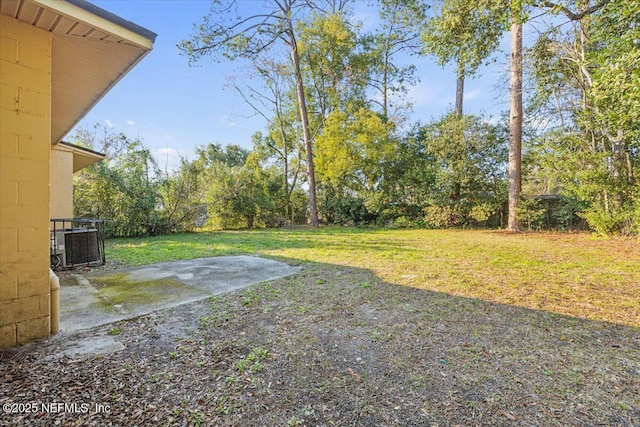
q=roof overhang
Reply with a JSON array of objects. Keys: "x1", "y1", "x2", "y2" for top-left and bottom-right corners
[
  {"x1": 0, "y1": 0, "x2": 156, "y2": 143},
  {"x1": 57, "y1": 141, "x2": 105, "y2": 172}
]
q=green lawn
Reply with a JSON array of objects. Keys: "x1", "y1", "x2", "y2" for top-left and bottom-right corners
[{"x1": 106, "y1": 228, "x2": 640, "y2": 327}]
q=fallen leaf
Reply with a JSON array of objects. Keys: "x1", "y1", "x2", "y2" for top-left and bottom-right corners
[{"x1": 500, "y1": 410, "x2": 517, "y2": 421}]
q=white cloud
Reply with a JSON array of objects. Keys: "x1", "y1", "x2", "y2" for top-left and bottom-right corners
[
  {"x1": 465, "y1": 88, "x2": 483, "y2": 101},
  {"x1": 104, "y1": 119, "x2": 113, "y2": 129},
  {"x1": 156, "y1": 147, "x2": 179, "y2": 156},
  {"x1": 409, "y1": 84, "x2": 433, "y2": 107},
  {"x1": 126, "y1": 120, "x2": 135, "y2": 126}
]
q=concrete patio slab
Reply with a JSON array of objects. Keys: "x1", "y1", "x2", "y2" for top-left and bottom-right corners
[{"x1": 59, "y1": 256, "x2": 301, "y2": 333}]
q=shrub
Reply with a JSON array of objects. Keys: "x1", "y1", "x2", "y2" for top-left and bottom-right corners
[{"x1": 423, "y1": 205, "x2": 456, "y2": 228}]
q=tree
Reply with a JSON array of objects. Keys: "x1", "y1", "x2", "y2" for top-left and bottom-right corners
[
  {"x1": 420, "y1": 113, "x2": 508, "y2": 227},
  {"x1": 315, "y1": 107, "x2": 393, "y2": 194},
  {"x1": 507, "y1": 0, "x2": 524, "y2": 231},
  {"x1": 377, "y1": 124, "x2": 438, "y2": 224},
  {"x1": 159, "y1": 158, "x2": 208, "y2": 232},
  {"x1": 367, "y1": 0, "x2": 427, "y2": 121},
  {"x1": 421, "y1": 0, "x2": 503, "y2": 117},
  {"x1": 193, "y1": 143, "x2": 286, "y2": 229},
  {"x1": 252, "y1": 129, "x2": 306, "y2": 222},
  {"x1": 72, "y1": 129, "x2": 169, "y2": 237},
  {"x1": 296, "y1": 9, "x2": 392, "y2": 224},
  {"x1": 204, "y1": 163, "x2": 273, "y2": 229},
  {"x1": 195, "y1": 142, "x2": 249, "y2": 169},
  {"x1": 232, "y1": 58, "x2": 306, "y2": 221},
  {"x1": 299, "y1": 12, "x2": 365, "y2": 124},
  {"x1": 526, "y1": 0, "x2": 637, "y2": 234},
  {"x1": 72, "y1": 123, "x2": 131, "y2": 160},
  {"x1": 587, "y1": 0, "x2": 639, "y2": 199},
  {"x1": 420, "y1": 0, "x2": 518, "y2": 229},
  {"x1": 179, "y1": 0, "x2": 350, "y2": 228}
]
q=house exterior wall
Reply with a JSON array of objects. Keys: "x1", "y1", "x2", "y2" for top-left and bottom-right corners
[
  {"x1": 50, "y1": 146, "x2": 74, "y2": 220},
  {"x1": 0, "y1": 14, "x2": 52, "y2": 348}
]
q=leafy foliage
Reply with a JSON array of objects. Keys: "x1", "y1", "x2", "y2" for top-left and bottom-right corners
[
  {"x1": 70, "y1": 1, "x2": 640, "y2": 236},
  {"x1": 417, "y1": 113, "x2": 508, "y2": 227},
  {"x1": 73, "y1": 131, "x2": 170, "y2": 237},
  {"x1": 524, "y1": 1, "x2": 640, "y2": 234},
  {"x1": 421, "y1": 0, "x2": 504, "y2": 75}
]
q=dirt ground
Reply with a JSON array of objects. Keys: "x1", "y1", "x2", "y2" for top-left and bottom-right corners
[{"x1": 1, "y1": 262, "x2": 639, "y2": 426}]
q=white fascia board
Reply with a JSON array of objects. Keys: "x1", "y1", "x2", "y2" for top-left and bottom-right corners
[{"x1": 31, "y1": 0, "x2": 154, "y2": 50}]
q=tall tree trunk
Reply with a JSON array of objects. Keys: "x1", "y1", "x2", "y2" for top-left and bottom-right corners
[
  {"x1": 507, "y1": 4, "x2": 523, "y2": 232},
  {"x1": 275, "y1": 100, "x2": 292, "y2": 220},
  {"x1": 382, "y1": 48, "x2": 390, "y2": 120},
  {"x1": 289, "y1": 31, "x2": 319, "y2": 227},
  {"x1": 455, "y1": 59, "x2": 465, "y2": 117},
  {"x1": 609, "y1": 129, "x2": 625, "y2": 208},
  {"x1": 283, "y1": 130, "x2": 291, "y2": 220}
]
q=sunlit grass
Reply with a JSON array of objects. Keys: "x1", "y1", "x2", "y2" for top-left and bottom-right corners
[{"x1": 106, "y1": 228, "x2": 640, "y2": 326}]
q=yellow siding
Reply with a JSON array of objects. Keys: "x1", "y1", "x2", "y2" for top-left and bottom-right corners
[
  {"x1": 0, "y1": 14, "x2": 52, "y2": 348},
  {"x1": 50, "y1": 146, "x2": 74, "y2": 220}
]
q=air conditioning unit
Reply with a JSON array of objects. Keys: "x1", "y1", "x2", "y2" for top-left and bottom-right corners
[{"x1": 50, "y1": 228, "x2": 102, "y2": 268}]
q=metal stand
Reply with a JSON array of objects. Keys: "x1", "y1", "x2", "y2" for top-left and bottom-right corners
[{"x1": 50, "y1": 218, "x2": 106, "y2": 270}]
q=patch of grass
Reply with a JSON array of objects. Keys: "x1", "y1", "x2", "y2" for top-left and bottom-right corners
[
  {"x1": 234, "y1": 347, "x2": 268, "y2": 374},
  {"x1": 106, "y1": 228, "x2": 640, "y2": 326},
  {"x1": 287, "y1": 416, "x2": 303, "y2": 426},
  {"x1": 107, "y1": 327, "x2": 121, "y2": 336},
  {"x1": 241, "y1": 289, "x2": 260, "y2": 307}
]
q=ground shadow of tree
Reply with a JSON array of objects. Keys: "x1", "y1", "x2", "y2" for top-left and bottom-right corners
[{"x1": 1, "y1": 259, "x2": 638, "y2": 426}]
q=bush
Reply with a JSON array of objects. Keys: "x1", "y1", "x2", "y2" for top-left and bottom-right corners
[
  {"x1": 318, "y1": 186, "x2": 376, "y2": 226},
  {"x1": 518, "y1": 198, "x2": 546, "y2": 231},
  {"x1": 469, "y1": 202, "x2": 494, "y2": 224},
  {"x1": 289, "y1": 190, "x2": 310, "y2": 225},
  {"x1": 423, "y1": 205, "x2": 456, "y2": 228},
  {"x1": 579, "y1": 205, "x2": 636, "y2": 236},
  {"x1": 387, "y1": 216, "x2": 423, "y2": 229}
]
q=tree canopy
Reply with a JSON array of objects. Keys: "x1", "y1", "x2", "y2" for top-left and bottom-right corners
[{"x1": 75, "y1": 0, "x2": 640, "y2": 236}]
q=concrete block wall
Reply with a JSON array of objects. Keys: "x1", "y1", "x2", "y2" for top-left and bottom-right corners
[
  {"x1": 50, "y1": 146, "x2": 73, "y2": 220},
  {"x1": 0, "y1": 14, "x2": 52, "y2": 348}
]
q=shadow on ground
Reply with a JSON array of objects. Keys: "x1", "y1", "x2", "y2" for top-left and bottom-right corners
[{"x1": 1, "y1": 258, "x2": 638, "y2": 426}]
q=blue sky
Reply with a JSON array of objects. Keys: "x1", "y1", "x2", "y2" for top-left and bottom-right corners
[{"x1": 73, "y1": 1, "x2": 511, "y2": 170}]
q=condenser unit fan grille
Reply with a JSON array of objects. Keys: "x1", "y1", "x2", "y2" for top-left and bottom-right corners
[{"x1": 65, "y1": 229, "x2": 100, "y2": 266}]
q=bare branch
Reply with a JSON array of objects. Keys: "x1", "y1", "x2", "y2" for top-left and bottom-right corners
[{"x1": 539, "y1": 0, "x2": 611, "y2": 21}]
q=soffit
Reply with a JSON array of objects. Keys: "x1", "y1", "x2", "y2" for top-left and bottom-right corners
[
  {"x1": 57, "y1": 141, "x2": 105, "y2": 172},
  {"x1": 0, "y1": 0, "x2": 156, "y2": 143}
]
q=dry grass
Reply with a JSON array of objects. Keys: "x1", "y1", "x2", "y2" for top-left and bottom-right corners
[{"x1": 1, "y1": 229, "x2": 638, "y2": 426}]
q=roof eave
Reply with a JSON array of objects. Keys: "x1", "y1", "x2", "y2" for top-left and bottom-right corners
[
  {"x1": 51, "y1": 46, "x2": 153, "y2": 144},
  {"x1": 31, "y1": 0, "x2": 156, "y2": 49},
  {"x1": 57, "y1": 141, "x2": 106, "y2": 172}
]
